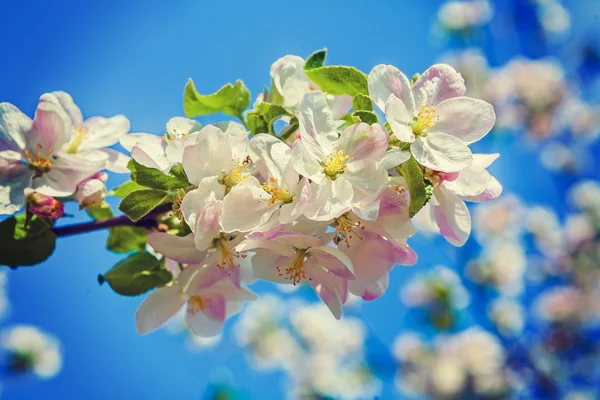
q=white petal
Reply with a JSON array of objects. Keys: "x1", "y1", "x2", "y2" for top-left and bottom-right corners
[
  {"x1": 49, "y1": 91, "x2": 84, "y2": 126},
  {"x1": 119, "y1": 133, "x2": 161, "y2": 152},
  {"x1": 304, "y1": 179, "x2": 353, "y2": 221},
  {"x1": 0, "y1": 102, "x2": 31, "y2": 151},
  {"x1": 248, "y1": 134, "x2": 290, "y2": 181},
  {"x1": 290, "y1": 141, "x2": 326, "y2": 183},
  {"x1": 344, "y1": 159, "x2": 388, "y2": 204},
  {"x1": 0, "y1": 158, "x2": 30, "y2": 214},
  {"x1": 308, "y1": 266, "x2": 346, "y2": 319},
  {"x1": 432, "y1": 97, "x2": 496, "y2": 144},
  {"x1": 367, "y1": 64, "x2": 415, "y2": 113},
  {"x1": 185, "y1": 294, "x2": 226, "y2": 337},
  {"x1": 337, "y1": 122, "x2": 389, "y2": 161},
  {"x1": 349, "y1": 274, "x2": 389, "y2": 301},
  {"x1": 147, "y1": 232, "x2": 206, "y2": 264},
  {"x1": 270, "y1": 55, "x2": 309, "y2": 108},
  {"x1": 96, "y1": 148, "x2": 130, "y2": 173},
  {"x1": 78, "y1": 115, "x2": 130, "y2": 151},
  {"x1": 220, "y1": 177, "x2": 274, "y2": 233},
  {"x1": 136, "y1": 285, "x2": 186, "y2": 335},
  {"x1": 33, "y1": 153, "x2": 105, "y2": 196},
  {"x1": 131, "y1": 144, "x2": 171, "y2": 173},
  {"x1": 166, "y1": 117, "x2": 202, "y2": 136},
  {"x1": 182, "y1": 126, "x2": 233, "y2": 185},
  {"x1": 411, "y1": 132, "x2": 473, "y2": 172},
  {"x1": 279, "y1": 177, "x2": 310, "y2": 224},
  {"x1": 29, "y1": 99, "x2": 71, "y2": 152},
  {"x1": 431, "y1": 188, "x2": 471, "y2": 247},
  {"x1": 298, "y1": 91, "x2": 338, "y2": 159},
  {"x1": 309, "y1": 245, "x2": 356, "y2": 280},
  {"x1": 380, "y1": 148, "x2": 411, "y2": 170},
  {"x1": 412, "y1": 64, "x2": 466, "y2": 107},
  {"x1": 385, "y1": 95, "x2": 416, "y2": 143}
]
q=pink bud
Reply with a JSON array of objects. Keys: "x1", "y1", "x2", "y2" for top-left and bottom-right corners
[
  {"x1": 24, "y1": 189, "x2": 64, "y2": 220},
  {"x1": 76, "y1": 172, "x2": 108, "y2": 209}
]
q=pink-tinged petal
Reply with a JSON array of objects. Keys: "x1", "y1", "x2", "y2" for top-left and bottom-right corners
[
  {"x1": 412, "y1": 64, "x2": 466, "y2": 107},
  {"x1": 48, "y1": 91, "x2": 84, "y2": 126},
  {"x1": 248, "y1": 134, "x2": 291, "y2": 182},
  {"x1": 431, "y1": 188, "x2": 471, "y2": 247},
  {"x1": 33, "y1": 153, "x2": 106, "y2": 197},
  {"x1": 0, "y1": 103, "x2": 31, "y2": 152},
  {"x1": 389, "y1": 239, "x2": 418, "y2": 266},
  {"x1": 119, "y1": 133, "x2": 162, "y2": 152},
  {"x1": 460, "y1": 175, "x2": 502, "y2": 202},
  {"x1": 309, "y1": 246, "x2": 356, "y2": 280},
  {"x1": 95, "y1": 148, "x2": 130, "y2": 173},
  {"x1": 340, "y1": 232, "x2": 396, "y2": 281},
  {"x1": 135, "y1": 285, "x2": 186, "y2": 334},
  {"x1": 349, "y1": 274, "x2": 389, "y2": 301},
  {"x1": 368, "y1": 65, "x2": 415, "y2": 114},
  {"x1": 380, "y1": 148, "x2": 411, "y2": 170},
  {"x1": 0, "y1": 158, "x2": 30, "y2": 214},
  {"x1": 366, "y1": 189, "x2": 415, "y2": 240},
  {"x1": 29, "y1": 98, "x2": 70, "y2": 151},
  {"x1": 182, "y1": 126, "x2": 233, "y2": 185},
  {"x1": 131, "y1": 142, "x2": 171, "y2": 173},
  {"x1": 432, "y1": 97, "x2": 496, "y2": 144},
  {"x1": 329, "y1": 94, "x2": 353, "y2": 119},
  {"x1": 251, "y1": 251, "x2": 293, "y2": 283},
  {"x1": 279, "y1": 177, "x2": 310, "y2": 224},
  {"x1": 385, "y1": 95, "x2": 416, "y2": 143},
  {"x1": 147, "y1": 232, "x2": 207, "y2": 264},
  {"x1": 411, "y1": 132, "x2": 473, "y2": 173},
  {"x1": 337, "y1": 122, "x2": 389, "y2": 162},
  {"x1": 308, "y1": 266, "x2": 346, "y2": 319},
  {"x1": 235, "y1": 238, "x2": 294, "y2": 256},
  {"x1": 78, "y1": 115, "x2": 130, "y2": 151},
  {"x1": 185, "y1": 294, "x2": 226, "y2": 337},
  {"x1": 344, "y1": 159, "x2": 388, "y2": 205},
  {"x1": 220, "y1": 177, "x2": 274, "y2": 233},
  {"x1": 186, "y1": 264, "x2": 229, "y2": 293},
  {"x1": 298, "y1": 91, "x2": 338, "y2": 159},
  {"x1": 304, "y1": 179, "x2": 353, "y2": 221},
  {"x1": 164, "y1": 259, "x2": 182, "y2": 279}
]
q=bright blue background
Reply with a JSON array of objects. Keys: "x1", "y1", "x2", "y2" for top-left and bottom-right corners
[{"x1": 1, "y1": 0, "x2": 598, "y2": 399}]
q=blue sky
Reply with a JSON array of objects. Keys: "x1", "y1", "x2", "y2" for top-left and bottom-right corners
[{"x1": 0, "y1": 0, "x2": 597, "y2": 399}]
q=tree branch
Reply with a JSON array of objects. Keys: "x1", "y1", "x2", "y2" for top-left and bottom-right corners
[{"x1": 52, "y1": 203, "x2": 172, "y2": 238}]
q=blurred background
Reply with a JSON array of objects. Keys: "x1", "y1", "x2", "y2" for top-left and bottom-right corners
[{"x1": 1, "y1": 0, "x2": 600, "y2": 398}]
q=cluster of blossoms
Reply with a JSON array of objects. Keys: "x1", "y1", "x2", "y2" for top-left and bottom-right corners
[
  {"x1": 132, "y1": 58, "x2": 500, "y2": 337},
  {"x1": 233, "y1": 294, "x2": 379, "y2": 399}
]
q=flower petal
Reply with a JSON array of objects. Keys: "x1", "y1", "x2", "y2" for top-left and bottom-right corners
[
  {"x1": 166, "y1": 117, "x2": 203, "y2": 136},
  {"x1": 431, "y1": 188, "x2": 471, "y2": 247},
  {"x1": 185, "y1": 294, "x2": 226, "y2": 337},
  {"x1": 270, "y1": 55, "x2": 309, "y2": 108},
  {"x1": 411, "y1": 132, "x2": 473, "y2": 172},
  {"x1": 380, "y1": 148, "x2": 411, "y2": 170},
  {"x1": 309, "y1": 245, "x2": 356, "y2": 280},
  {"x1": 304, "y1": 178, "x2": 353, "y2": 221},
  {"x1": 368, "y1": 64, "x2": 415, "y2": 114},
  {"x1": 147, "y1": 232, "x2": 207, "y2": 264},
  {"x1": 48, "y1": 91, "x2": 84, "y2": 126},
  {"x1": 349, "y1": 274, "x2": 389, "y2": 301},
  {"x1": 136, "y1": 285, "x2": 186, "y2": 335},
  {"x1": 385, "y1": 95, "x2": 416, "y2": 143},
  {"x1": 412, "y1": 64, "x2": 466, "y2": 107},
  {"x1": 78, "y1": 115, "x2": 130, "y2": 151},
  {"x1": 248, "y1": 133, "x2": 291, "y2": 182},
  {"x1": 432, "y1": 97, "x2": 496, "y2": 144},
  {"x1": 0, "y1": 103, "x2": 31, "y2": 152},
  {"x1": 0, "y1": 158, "x2": 30, "y2": 214},
  {"x1": 307, "y1": 266, "x2": 346, "y2": 319},
  {"x1": 344, "y1": 159, "x2": 388, "y2": 205},
  {"x1": 298, "y1": 91, "x2": 338, "y2": 159},
  {"x1": 182, "y1": 126, "x2": 233, "y2": 184},
  {"x1": 337, "y1": 122, "x2": 389, "y2": 161},
  {"x1": 220, "y1": 177, "x2": 274, "y2": 233},
  {"x1": 279, "y1": 177, "x2": 310, "y2": 224},
  {"x1": 29, "y1": 98, "x2": 71, "y2": 152},
  {"x1": 95, "y1": 148, "x2": 130, "y2": 173}
]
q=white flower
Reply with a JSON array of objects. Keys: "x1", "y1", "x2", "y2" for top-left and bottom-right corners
[
  {"x1": 437, "y1": 0, "x2": 493, "y2": 31},
  {"x1": 1, "y1": 98, "x2": 106, "y2": 214},
  {"x1": 1, "y1": 325, "x2": 62, "y2": 379},
  {"x1": 291, "y1": 91, "x2": 389, "y2": 221},
  {"x1": 488, "y1": 297, "x2": 525, "y2": 337},
  {"x1": 368, "y1": 63, "x2": 496, "y2": 172},
  {"x1": 119, "y1": 116, "x2": 203, "y2": 174}
]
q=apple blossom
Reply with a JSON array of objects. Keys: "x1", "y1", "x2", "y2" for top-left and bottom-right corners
[
  {"x1": 24, "y1": 188, "x2": 64, "y2": 220},
  {"x1": 75, "y1": 172, "x2": 108, "y2": 209}
]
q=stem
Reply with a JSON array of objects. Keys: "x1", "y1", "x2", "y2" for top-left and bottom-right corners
[
  {"x1": 52, "y1": 203, "x2": 172, "y2": 238},
  {"x1": 279, "y1": 119, "x2": 299, "y2": 140}
]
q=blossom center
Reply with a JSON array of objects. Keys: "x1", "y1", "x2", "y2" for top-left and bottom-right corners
[
  {"x1": 220, "y1": 156, "x2": 253, "y2": 191},
  {"x1": 322, "y1": 150, "x2": 350, "y2": 179},
  {"x1": 65, "y1": 126, "x2": 88, "y2": 154},
  {"x1": 162, "y1": 130, "x2": 190, "y2": 142},
  {"x1": 261, "y1": 177, "x2": 293, "y2": 205},
  {"x1": 213, "y1": 235, "x2": 246, "y2": 274},
  {"x1": 24, "y1": 146, "x2": 53, "y2": 174},
  {"x1": 333, "y1": 213, "x2": 365, "y2": 247},
  {"x1": 277, "y1": 249, "x2": 309, "y2": 285},
  {"x1": 423, "y1": 168, "x2": 459, "y2": 187},
  {"x1": 188, "y1": 295, "x2": 209, "y2": 314},
  {"x1": 410, "y1": 104, "x2": 439, "y2": 136}
]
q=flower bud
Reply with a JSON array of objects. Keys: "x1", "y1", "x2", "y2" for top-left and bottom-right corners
[
  {"x1": 24, "y1": 188, "x2": 64, "y2": 220},
  {"x1": 76, "y1": 172, "x2": 108, "y2": 209}
]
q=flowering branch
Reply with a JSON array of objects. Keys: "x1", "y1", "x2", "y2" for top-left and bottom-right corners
[{"x1": 51, "y1": 203, "x2": 172, "y2": 238}]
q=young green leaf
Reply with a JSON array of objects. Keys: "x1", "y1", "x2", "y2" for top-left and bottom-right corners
[
  {"x1": 127, "y1": 159, "x2": 188, "y2": 191},
  {"x1": 183, "y1": 78, "x2": 251, "y2": 119},
  {"x1": 352, "y1": 93, "x2": 374, "y2": 111},
  {"x1": 118, "y1": 189, "x2": 171, "y2": 222},
  {"x1": 0, "y1": 214, "x2": 56, "y2": 267},
  {"x1": 304, "y1": 66, "x2": 369, "y2": 96},
  {"x1": 107, "y1": 226, "x2": 148, "y2": 253},
  {"x1": 109, "y1": 180, "x2": 144, "y2": 198},
  {"x1": 352, "y1": 110, "x2": 379, "y2": 125},
  {"x1": 304, "y1": 48, "x2": 327, "y2": 70},
  {"x1": 99, "y1": 252, "x2": 172, "y2": 296},
  {"x1": 246, "y1": 102, "x2": 291, "y2": 135},
  {"x1": 398, "y1": 157, "x2": 429, "y2": 218}
]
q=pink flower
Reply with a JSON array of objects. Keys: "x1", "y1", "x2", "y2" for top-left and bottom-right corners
[{"x1": 24, "y1": 189, "x2": 64, "y2": 220}]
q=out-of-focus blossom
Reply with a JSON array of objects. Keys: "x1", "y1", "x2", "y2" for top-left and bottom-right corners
[
  {"x1": 534, "y1": 286, "x2": 600, "y2": 324},
  {"x1": 437, "y1": 0, "x2": 493, "y2": 32},
  {"x1": 472, "y1": 194, "x2": 525, "y2": 244},
  {"x1": 1, "y1": 325, "x2": 62, "y2": 379},
  {"x1": 488, "y1": 297, "x2": 525, "y2": 337}
]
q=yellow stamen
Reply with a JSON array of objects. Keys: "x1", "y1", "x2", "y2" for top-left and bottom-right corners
[
  {"x1": 162, "y1": 130, "x2": 190, "y2": 142},
  {"x1": 65, "y1": 126, "x2": 88, "y2": 154},
  {"x1": 213, "y1": 235, "x2": 246, "y2": 275},
  {"x1": 410, "y1": 104, "x2": 439, "y2": 136},
  {"x1": 188, "y1": 295, "x2": 210, "y2": 314},
  {"x1": 333, "y1": 213, "x2": 365, "y2": 247},
  {"x1": 220, "y1": 156, "x2": 253, "y2": 191},
  {"x1": 261, "y1": 177, "x2": 294, "y2": 205},
  {"x1": 24, "y1": 146, "x2": 53, "y2": 173},
  {"x1": 323, "y1": 150, "x2": 350, "y2": 179},
  {"x1": 276, "y1": 249, "x2": 309, "y2": 285}
]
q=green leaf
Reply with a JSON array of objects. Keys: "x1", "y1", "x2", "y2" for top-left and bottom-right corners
[
  {"x1": 127, "y1": 159, "x2": 188, "y2": 191},
  {"x1": 304, "y1": 48, "x2": 327, "y2": 70},
  {"x1": 183, "y1": 78, "x2": 251, "y2": 119},
  {"x1": 86, "y1": 203, "x2": 113, "y2": 221},
  {"x1": 398, "y1": 157, "x2": 429, "y2": 218},
  {"x1": 107, "y1": 226, "x2": 148, "y2": 253},
  {"x1": 246, "y1": 102, "x2": 291, "y2": 135},
  {"x1": 304, "y1": 66, "x2": 369, "y2": 97},
  {"x1": 352, "y1": 93, "x2": 374, "y2": 111},
  {"x1": 118, "y1": 189, "x2": 171, "y2": 222},
  {"x1": 110, "y1": 181, "x2": 144, "y2": 198},
  {"x1": 266, "y1": 79, "x2": 284, "y2": 106},
  {"x1": 352, "y1": 110, "x2": 378, "y2": 125},
  {"x1": 99, "y1": 252, "x2": 172, "y2": 296},
  {"x1": 0, "y1": 214, "x2": 56, "y2": 267}
]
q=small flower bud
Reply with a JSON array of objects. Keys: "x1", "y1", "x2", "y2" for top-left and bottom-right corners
[
  {"x1": 24, "y1": 188, "x2": 64, "y2": 220},
  {"x1": 76, "y1": 172, "x2": 108, "y2": 209}
]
